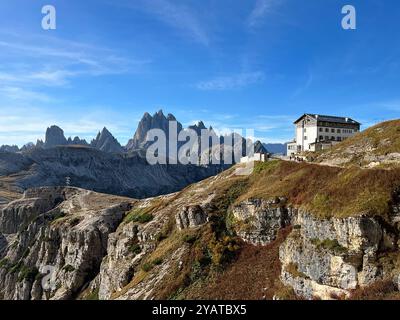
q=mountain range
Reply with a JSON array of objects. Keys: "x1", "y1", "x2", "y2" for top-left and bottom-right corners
[
  {"x1": 1, "y1": 119, "x2": 399, "y2": 300},
  {"x1": 1, "y1": 110, "x2": 257, "y2": 200},
  {"x1": 1, "y1": 110, "x2": 283, "y2": 155}
]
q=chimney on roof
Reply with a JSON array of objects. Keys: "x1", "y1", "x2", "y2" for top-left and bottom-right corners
[
  {"x1": 345, "y1": 117, "x2": 349, "y2": 122},
  {"x1": 315, "y1": 115, "x2": 318, "y2": 119}
]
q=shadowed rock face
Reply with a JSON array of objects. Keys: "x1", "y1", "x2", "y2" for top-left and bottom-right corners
[
  {"x1": 0, "y1": 187, "x2": 133, "y2": 300},
  {"x1": 0, "y1": 146, "x2": 226, "y2": 199},
  {"x1": 0, "y1": 146, "x2": 19, "y2": 153},
  {"x1": 91, "y1": 128, "x2": 123, "y2": 153},
  {"x1": 44, "y1": 126, "x2": 68, "y2": 148}
]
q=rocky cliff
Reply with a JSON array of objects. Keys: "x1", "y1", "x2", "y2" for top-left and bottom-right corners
[
  {"x1": 0, "y1": 146, "x2": 225, "y2": 199},
  {"x1": 0, "y1": 187, "x2": 134, "y2": 299},
  {"x1": 91, "y1": 128, "x2": 124, "y2": 153}
]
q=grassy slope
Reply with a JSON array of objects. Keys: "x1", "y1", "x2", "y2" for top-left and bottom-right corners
[
  {"x1": 114, "y1": 160, "x2": 400, "y2": 299},
  {"x1": 238, "y1": 160, "x2": 400, "y2": 219},
  {"x1": 315, "y1": 119, "x2": 400, "y2": 166},
  {"x1": 112, "y1": 121, "x2": 400, "y2": 299}
]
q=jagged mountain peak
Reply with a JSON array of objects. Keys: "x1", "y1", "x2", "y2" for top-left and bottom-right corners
[
  {"x1": 91, "y1": 127, "x2": 123, "y2": 153},
  {"x1": 44, "y1": 125, "x2": 67, "y2": 148},
  {"x1": 126, "y1": 110, "x2": 183, "y2": 150}
]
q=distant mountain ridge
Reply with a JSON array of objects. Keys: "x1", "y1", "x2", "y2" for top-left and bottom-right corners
[
  {"x1": 1, "y1": 110, "x2": 275, "y2": 159},
  {"x1": 262, "y1": 143, "x2": 287, "y2": 155}
]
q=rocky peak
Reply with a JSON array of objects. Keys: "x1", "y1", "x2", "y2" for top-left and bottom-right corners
[
  {"x1": 68, "y1": 136, "x2": 88, "y2": 146},
  {"x1": 91, "y1": 127, "x2": 123, "y2": 153},
  {"x1": 126, "y1": 110, "x2": 183, "y2": 151},
  {"x1": 188, "y1": 121, "x2": 207, "y2": 135},
  {"x1": 44, "y1": 125, "x2": 67, "y2": 148},
  {"x1": 0, "y1": 145, "x2": 19, "y2": 153},
  {"x1": 254, "y1": 140, "x2": 269, "y2": 154}
]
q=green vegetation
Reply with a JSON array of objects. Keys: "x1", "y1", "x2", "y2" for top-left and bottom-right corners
[
  {"x1": 141, "y1": 262, "x2": 153, "y2": 272},
  {"x1": 0, "y1": 258, "x2": 10, "y2": 269},
  {"x1": 141, "y1": 257, "x2": 164, "y2": 272},
  {"x1": 129, "y1": 243, "x2": 142, "y2": 255},
  {"x1": 232, "y1": 159, "x2": 400, "y2": 219},
  {"x1": 69, "y1": 217, "x2": 82, "y2": 227},
  {"x1": 63, "y1": 264, "x2": 75, "y2": 272},
  {"x1": 85, "y1": 288, "x2": 99, "y2": 300},
  {"x1": 311, "y1": 238, "x2": 347, "y2": 254},
  {"x1": 124, "y1": 208, "x2": 153, "y2": 224},
  {"x1": 253, "y1": 160, "x2": 280, "y2": 174},
  {"x1": 182, "y1": 234, "x2": 198, "y2": 244},
  {"x1": 8, "y1": 262, "x2": 40, "y2": 282},
  {"x1": 123, "y1": 199, "x2": 167, "y2": 225},
  {"x1": 155, "y1": 217, "x2": 175, "y2": 242}
]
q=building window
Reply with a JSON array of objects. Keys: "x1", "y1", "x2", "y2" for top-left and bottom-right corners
[
  {"x1": 319, "y1": 136, "x2": 323, "y2": 141},
  {"x1": 304, "y1": 136, "x2": 307, "y2": 140},
  {"x1": 325, "y1": 136, "x2": 329, "y2": 140},
  {"x1": 304, "y1": 128, "x2": 307, "y2": 133},
  {"x1": 319, "y1": 128, "x2": 323, "y2": 132},
  {"x1": 337, "y1": 137, "x2": 342, "y2": 141},
  {"x1": 331, "y1": 128, "x2": 335, "y2": 133},
  {"x1": 337, "y1": 129, "x2": 341, "y2": 133},
  {"x1": 325, "y1": 128, "x2": 329, "y2": 132},
  {"x1": 331, "y1": 136, "x2": 335, "y2": 140}
]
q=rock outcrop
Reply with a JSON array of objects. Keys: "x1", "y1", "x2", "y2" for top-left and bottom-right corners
[
  {"x1": 0, "y1": 187, "x2": 133, "y2": 300},
  {"x1": 232, "y1": 198, "x2": 292, "y2": 245},
  {"x1": 175, "y1": 205, "x2": 208, "y2": 230},
  {"x1": 278, "y1": 210, "x2": 397, "y2": 300},
  {"x1": 91, "y1": 128, "x2": 123, "y2": 153},
  {"x1": 44, "y1": 126, "x2": 68, "y2": 148},
  {"x1": 0, "y1": 146, "x2": 225, "y2": 199}
]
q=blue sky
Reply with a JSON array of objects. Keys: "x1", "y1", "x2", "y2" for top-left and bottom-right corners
[{"x1": 0, "y1": 0, "x2": 399, "y2": 146}]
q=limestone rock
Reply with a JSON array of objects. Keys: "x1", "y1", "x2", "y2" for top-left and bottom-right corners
[
  {"x1": 232, "y1": 198, "x2": 292, "y2": 245},
  {"x1": 176, "y1": 205, "x2": 208, "y2": 230}
]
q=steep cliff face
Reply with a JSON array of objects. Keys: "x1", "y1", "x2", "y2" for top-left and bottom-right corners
[
  {"x1": 231, "y1": 198, "x2": 292, "y2": 245},
  {"x1": 44, "y1": 126, "x2": 68, "y2": 148},
  {"x1": 0, "y1": 187, "x2": 133, "y2": 300},
  {"x1": 278, "y1": 211, "x2": 387, "y2": 300},
  {"x1": 0, "y1": 146, "x2": 225, "y2": 199}
]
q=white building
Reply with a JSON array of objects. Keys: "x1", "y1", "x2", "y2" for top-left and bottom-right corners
[
  {"x1": 240, "y1": 152, "x2": 268, "y2": 163},
  {"x1": 287, "y1": 114, "x2": 360, "y2": 156}
]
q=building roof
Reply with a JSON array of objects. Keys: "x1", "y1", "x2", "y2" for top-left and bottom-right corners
[{"x1": 294, "y1": 114, "x2": 361, "y2": 125}]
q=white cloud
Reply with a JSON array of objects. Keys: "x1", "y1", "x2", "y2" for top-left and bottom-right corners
[
  {"x1": 0, "y1": 33, "x2": 150, "y2": 88},
  {"x1": 0, "y1": 86, "x2": 53, "y2": 103},
  {"x1": 247, "y1": 0, "x2": 283, "y2": 28},
  {"x1": 112, "y1": 0, "x2": 209, "y2": 46},
  {"x1": 196, "y1": 72, "x2": 265, "y2": 91}
]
